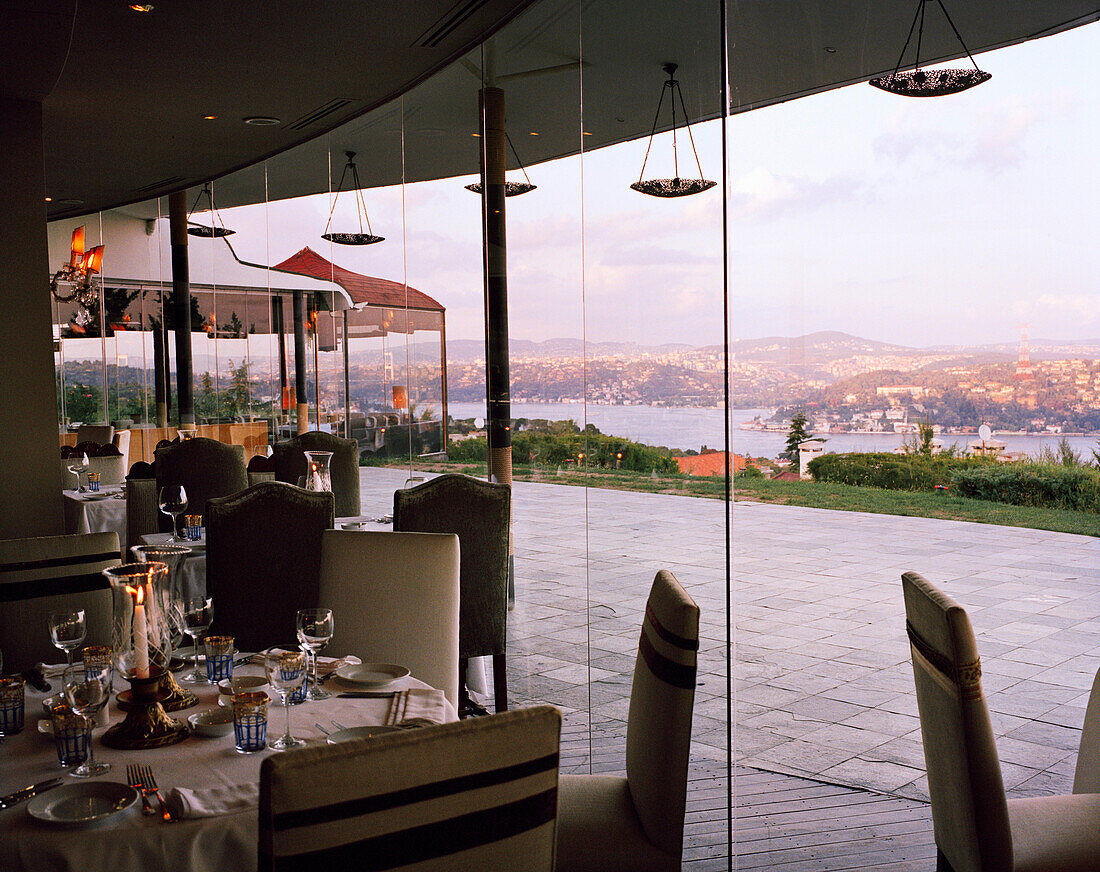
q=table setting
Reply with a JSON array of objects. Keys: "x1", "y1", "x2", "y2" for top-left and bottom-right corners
[{"x1": 0, "y1": 559, "x2": 456, "y2": 872}]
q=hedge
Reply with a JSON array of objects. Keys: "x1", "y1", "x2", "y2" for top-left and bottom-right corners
[
  {"x1": 950, "y1": 464, "x2": 1100, "y2": 513},
  {"x1": 807, "y1": 452, "x2": 985, "y2": 492}
]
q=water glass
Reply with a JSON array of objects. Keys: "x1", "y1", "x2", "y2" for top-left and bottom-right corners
[
  {"x1": 63, "y1": 663, "x2": 111, "y2": 777},
  {"x1": 204, "y1": 635, "x2": 235, "y2": 682},
  {"x1": 50, "y1": 708, "x2": 90, "y2": 767},
  {"x1": 296, "y1": 608, "x2": 334, "y2": 701},
  {"x1": 184, "y1": 515, "x2": 203, "y2": 541},
  {"x1": 158, "y1": 484, "x2": 188, "y2": 542},
  {"x1": 181, "y1": 597, "x2": 213, "y2": 684},
  {"x1": 232, "y1": 692, "x2": 269, "y2": 753},
  {"x1": 264, "y1": 646, "x2": 307, "y2": 750},
  {"x1": 0, "y1": 677, "x2": 25, "y2": 736}
]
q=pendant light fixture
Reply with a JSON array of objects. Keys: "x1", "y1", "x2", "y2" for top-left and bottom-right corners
[
  {"x1": 186, "y1": 183, "x2": 235, "y2": 237},
  {"x1": 869, "y1": 0, "x2": 991, "y2": 97},
  {"x1": 466, "y1": 133, "x2": 537, "y2": 197},
  {"x1": 321, "y1": 151, "x2": 384, "y2": 246},
  {"x1": 631, "y1": 63, "x2": 715, "y2": 198}
]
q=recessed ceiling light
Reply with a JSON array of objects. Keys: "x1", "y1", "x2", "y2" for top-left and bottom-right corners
[
  {"x1": 203, "y1": 115, "x2": 217, "y2": 120},
  {"x1": 824, "y1": 46, "x2": 837, "y2": 53},
  {"x1": 243, "y1": 116, "x2": 281, "y2": 126},
  {"x1": 583, "y1": 131, "x2": 593, "y2": 136},
  {"x1": 529, "y1": 131, "x2": 539, "y2": 136},
  {"x1": 471, "y1": 132, "x2": 481, "y2": 137},
  {"x1": 44, "y1": 197, "x2": 53, "y2": 202},
  {"x1": 128, "y1": 4, "x2": 154, "y2": 11}
]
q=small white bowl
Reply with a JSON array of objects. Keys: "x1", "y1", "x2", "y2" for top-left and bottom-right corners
[
  {"x1": 188, "y1": 708, "x2": 235, "y2": 737},
  {"x1": 217, "y1": 675, "x2": 269, "y2": 700}
]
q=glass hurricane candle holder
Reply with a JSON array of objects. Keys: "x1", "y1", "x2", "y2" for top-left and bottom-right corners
[
  {"x1": 101, "y1": 562, "x2": 189, "y2": 749},
  {"x1": 303, "y1": 450, "x2": 333, "y2": 493}
]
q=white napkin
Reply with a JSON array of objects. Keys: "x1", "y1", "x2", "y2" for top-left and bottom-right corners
[
  {"x1": 165, "y1": 783, "x2": 259, "y2": 819},
  {"x1": 37, "y1": 662, "x2": 68, "y2": 678},
  {"x1": 384, "y1": 689, "x2": 448, "y2": 726}
]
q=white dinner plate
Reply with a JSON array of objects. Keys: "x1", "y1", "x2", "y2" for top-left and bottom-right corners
[
  {"x1": 326, "y1": 725, "x2": 400, "y2": 744},
  {"x1": 81, "y1": 493, "x2": 112, "y2": 502},
  {"x1": 334, "y1": 663, "x2": 410, "y2": 687},
  {"x1": 27, "y1": 781, "x2": 138, "y2": 827}
]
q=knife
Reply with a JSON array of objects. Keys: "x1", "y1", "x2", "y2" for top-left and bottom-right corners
[
  {"x1": 21, "y1": 667, "x2": 50, "y2": 693},
  {"x1": 337, "y1": 691, "x2": 399, "y2": 699},
  {"x1": 0, "y1": 778, "x2": 64, "y2": 810}
]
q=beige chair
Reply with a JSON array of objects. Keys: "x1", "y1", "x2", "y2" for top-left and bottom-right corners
[
  {"x1": 318, "y1": 529, "x2": 461, "y2": 708},
  {"x1": 902, "y1": 571, "x2": 1100, "y2": 872},
  {"x1": 75, "y1": 423, "x2": 114, "y2": 445},
  {"x1": 0, "y1": 532, "x2": 122, "y2": 674},
  {"x1": 556, "y1": 570, "x2": 699, "y2": 872},
  {"x1": 259, "y1": 705, "x2": 562, "y2": 872},
  {"x1": 111, "y1": 429, "x2": 131, "y2": 467}
]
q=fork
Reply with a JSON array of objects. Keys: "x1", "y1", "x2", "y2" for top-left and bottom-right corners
[
  {"x1": 127, "y1": 765, "x2": 155, "y2": 816},
  {"x1": 139, "y1": 765, "x2": 174, "y2": 823}
]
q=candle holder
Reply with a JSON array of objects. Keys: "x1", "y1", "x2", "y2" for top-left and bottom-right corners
[
  {"x1": 101, "y1": 563, "x2": 189, "y2": 749},
  {"x1": 131, "y1": 544, "x2": 198, "y2": 712}
]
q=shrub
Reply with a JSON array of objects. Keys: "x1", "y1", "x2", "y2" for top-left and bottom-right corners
[
  {"x1": 807, "y1": 452, "x2": 987, "y2": 492},
  {"x1": 950, "y1": 464, "x2": 1100, "y2": 513}
]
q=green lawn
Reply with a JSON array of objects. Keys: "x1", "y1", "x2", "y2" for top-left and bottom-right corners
[{"x1": 373, "y1": 459, "x2": 1100, "y2": 537}]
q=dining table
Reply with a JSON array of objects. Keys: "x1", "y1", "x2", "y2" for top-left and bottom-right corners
[
  {"x1": 0, "y1": 661, "x2": 456, "y2": 872},
  {"x1": 62, "y1": 487, "x2": 127, "y2": 545}
]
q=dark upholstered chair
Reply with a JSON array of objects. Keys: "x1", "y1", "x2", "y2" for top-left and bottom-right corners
[
  {"x1": 75, "y1": 423, "x2": 114, "y2": 445},
  {"x1": 205, "y1": 482, "x2": 334, "y2": 653},
  {"x1": 556, "y1": 570, "x2": 699, "y2": 872},
  {"x1": 274, "y1": 431, "x2": 360, "y2": 517},
  {"x1": 259, "y1": 705, "x2": 561, "y2": 872},
  {"x1": 393, "y1": 474, "x2": 510, "y2": 714},
  {"x1": 0, "y1": 532, "x2": 122, "y2": 673},
  {"x1": 902, "y1": 571, "x2": 1100, "y2": 872},
  {"x1": 155, "y1": 437, "x2": 248, "y2": 534}
]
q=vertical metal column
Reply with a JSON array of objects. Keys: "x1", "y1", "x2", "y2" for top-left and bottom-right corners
[
  {"x1": 480, "y1": 87, "x2": 511, "y2": 487},
  {"x1": 343, "y1": 311, "x2": 351, "y2": 439},
  {"x1": 168, "y1": 190, "x2": 194, "y2": 426},
  {"x1": 273, "y1": 296, "x2": 288, "y2": 425},
  {"x1": 152, "y1": 320, "x2": 168, "y2": 427},
  {"x1": 293, "y1": 291, "x2": 309, "y2": 434}
]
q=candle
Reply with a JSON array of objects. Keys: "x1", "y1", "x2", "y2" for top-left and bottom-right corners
[
  {"x1": 311, "y1": 462, "x2": 323, "y2": 491},
  {"x1": 130, "y1": 584, "x2": 149, "y2": 678}
]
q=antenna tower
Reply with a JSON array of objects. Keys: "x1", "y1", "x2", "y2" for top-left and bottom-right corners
[{"x1": 1015, "y1": 323, "x2": 1033, "y2": 381}]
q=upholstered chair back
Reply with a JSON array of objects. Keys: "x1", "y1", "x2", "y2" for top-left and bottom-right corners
[
  {"x1": 318, "y1": 530, "x2": 460, "y2": 707},
  {"x1": 75, "y1": 424, "x2": 114, "y2": 445},
  {"x1": 205, "y1": 482, "x2": 333, "y2": 653},
  {"x1": 259, "y1": 706, "x2": 562, "y2": 872},
  {"x1": 392, "y1": 474, "x2": 510, "y2": 661},
  {"x1": 155, "y1": 437, "x2": 248, "y2": 532},
  {"x1": 274, "y1": 431, "x2": 360, "y2": 517},
  {"x1": 625, "y1": 569, "x2": 700, "y2": 857},
  {"x1": 901, "y1": 571, "x2": 1012, "y2": 872},
  {"x1": 0, "y1": 532, "x2": 122, "y2": 673}
]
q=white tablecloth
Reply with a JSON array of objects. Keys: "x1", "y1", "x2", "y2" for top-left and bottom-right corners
[
  {"x1": 62, "y1": 489, "x2": 127, "y2": 546},
  {"x1": 0, "y1": 669, "x2": 455, "y2": 872},
  {"x1": 139, "y1": 532, "x2": 207, "y2": 600}
]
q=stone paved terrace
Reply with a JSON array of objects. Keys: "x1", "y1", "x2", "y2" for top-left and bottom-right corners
[{"x1": 360, "y1": 467, "x2": 1100, "y2": 861}]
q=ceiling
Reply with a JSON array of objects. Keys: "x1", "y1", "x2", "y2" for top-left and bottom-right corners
[{"x1": 6, "y1": 0, "x2": 1097, "y2": 220}]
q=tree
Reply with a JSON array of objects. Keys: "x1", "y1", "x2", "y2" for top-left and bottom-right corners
[
  {"x1": 781, "y1": 413, "x2": 811, "y2": 462},
  {"x1": 918, "y1": 422, "x2": 935, "y2": 457}
]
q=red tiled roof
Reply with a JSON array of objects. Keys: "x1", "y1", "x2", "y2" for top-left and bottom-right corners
[
  {"x1": 272, "y1": 247, "x2": 444, "y2": 312},
  {"x1": 675, "y1": 452, "x2": 747, "y2": 477}
]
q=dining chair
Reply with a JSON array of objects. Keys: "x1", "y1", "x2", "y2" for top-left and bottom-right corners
[
  {"x1": 318, "y1": 529, "x2": 461, "y2": 707},
  {"x1": 274, "y1": 430, "x2": 360, "y2": 517},
  {"x1": 155, "y1": 437, "x2": 248, "y2": 534},
  {"x1": 205, "y1": 482, "x2": 334, "y2": 653},
  {"x1": 393, "y1": 474, "x2": 510, "y2": 715},
  {"x1": 902, "y1": 571, "x2": 1100, "y2": 872},
  {"x1": 111, "y1": 429, "x2": 131, "y2": 467},
  {"x1": 75, "y1": 423, "x2": 114, "y2": 445},
  {"x1": 259, "y1": 705, "x2": 562, "y2": 872},
  {"x1": 555, "y1": 569, "x2": 699, "y2": 872},
  {"x1": 0, "y1": 532, "x2": 122, "y2": 674}
]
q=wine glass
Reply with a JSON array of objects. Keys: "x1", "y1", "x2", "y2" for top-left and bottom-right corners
[
  {"x1": 48, "y1": 610, "x2": 86, "y2": 668},
  {"x1": 296, "y1": 608, "x2": 334, "y2": 700},
  {"x1": 158, "y1": 484, "x2": 188, "y2": 542},
  {"x1": 264, "y1": 645, "x2": 307, "y2": 750},
  {"x1": 67, "y1": 453, "x2": 89, "y2": 491},
  {"x1": 180, "y1": 597, "x2": 213, "y2": 683},
  {"x1": 63, "y1": 663, "x2": 111, "y2": 777}
]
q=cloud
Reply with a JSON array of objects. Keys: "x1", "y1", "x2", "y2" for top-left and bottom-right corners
[{"x1": 725, "y1": 168, "x2": 862, "y2": 221}]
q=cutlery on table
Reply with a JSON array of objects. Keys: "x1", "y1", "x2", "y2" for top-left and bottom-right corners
[
  {"x1": 0, "y1": 778, "x2": 63, "y2": 810},
  {"x1": 128, "y1": 765, "x2": 154, "y2": 816},
  {"x1": 21, "y1": 666, "x2": 50, "y2": 693},
  {"x1": 140, "y1": 765, "x2": 174, "y2": 823},
  {"x1": 336, "y1": 691, "x2": 400, "y2": 699},
  {"x1": 331, "y1": 720, "x2": 348, "y2": 731},
  {"x1": 314, "y1": 723, "x2": 331, "y2": 735}
]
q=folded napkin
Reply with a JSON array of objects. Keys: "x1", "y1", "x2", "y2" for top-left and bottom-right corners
[
  {"x1": 37, "y1": 662, "x2": 68, "y2": 678},
  {"x1": 384, "y1": 689, "x2": 447, "y2": 727},
  {"x1": 165, "y1": 783, "x2": 259, "y2": 819}
]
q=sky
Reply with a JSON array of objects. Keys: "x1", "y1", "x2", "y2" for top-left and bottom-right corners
[{"x1": 218, "y1": 21, "x2": 1099, "y2": 352}]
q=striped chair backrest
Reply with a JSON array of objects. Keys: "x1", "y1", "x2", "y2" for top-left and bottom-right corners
[
  {"x1": 260, "y1": 705, "x2": 561, "y2": 872},
  {"x1": 625, "y1": 569, "x2": 700, "y2": 858},
  {"x1": 0, "y1": 532, "x2": 122, "y2": 673}
]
